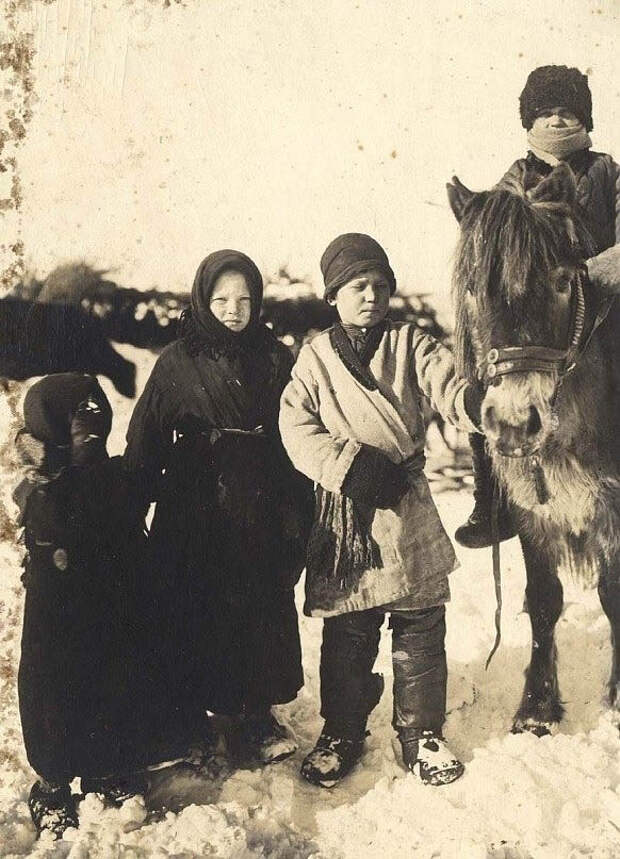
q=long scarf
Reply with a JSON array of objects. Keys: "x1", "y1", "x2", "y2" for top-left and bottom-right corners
[
  {"x1": 306, "y1": 485, "x2": 382, "y2": 592},
  {"x1": 306, "y1": 452, "x2": 426, "y2": 594},
  {"x1": 526, "y1": 125, "x2": 592, "y2": 167}
]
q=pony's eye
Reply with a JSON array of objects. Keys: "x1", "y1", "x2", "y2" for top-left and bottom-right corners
[{"x1": 552, "y1": 268, "x2": 573, "y2": 295}]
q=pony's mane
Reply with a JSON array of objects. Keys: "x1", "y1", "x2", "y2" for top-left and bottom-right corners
[{"x1": 452, "y1": 185, "x2": 596, "y2": 380}]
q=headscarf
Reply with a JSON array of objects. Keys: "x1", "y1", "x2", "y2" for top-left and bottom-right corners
[
  {"x1": 182, "y1": 250, "x2": 264, "y2": 355},
  {"x1": 320, "y1": 233, "x2": 396, "y2": 302}
]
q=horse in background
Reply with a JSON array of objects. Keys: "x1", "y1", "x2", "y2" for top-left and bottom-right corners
[
  {"x1": 447, "y1": 163, "x2": 620, "y2": 735},
  {"x1": 0, "y1": 298, "x2": 136, "y2": 398}
]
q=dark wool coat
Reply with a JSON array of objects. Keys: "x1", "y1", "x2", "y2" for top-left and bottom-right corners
[
  {"x1": 498, "y1": 150, "x2": 620, "y2": 254},
  {"x1": 18, "y1": 457, "x2": 192, "y2": 784},
  {"x1": 123, "y1": 330, "x2": 312, "y2": 715}
]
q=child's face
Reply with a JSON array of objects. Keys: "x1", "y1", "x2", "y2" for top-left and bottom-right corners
[
  {"x1": 328, "y1": 269, "x2": 391, "y2": 327},
  {"x1": 532, "y1": 106, "x2": 582, "y2": 131},
  {"x1": 210, "y1": 271, "x2": 252, "y2": 331},
  {"x1": 70, "y1": 403, "x2": 109, "y2": 465}
]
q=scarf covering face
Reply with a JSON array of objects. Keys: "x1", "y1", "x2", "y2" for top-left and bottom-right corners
[
  {"x1": 188, "y1": 249, "x2": 264, "y2": 352},
  {"x1": 321, "y1": 233, "x2": 396, "y2": 301},
  {"x1": 526, "y1": 125, "x2": 592, "y2": 167}
]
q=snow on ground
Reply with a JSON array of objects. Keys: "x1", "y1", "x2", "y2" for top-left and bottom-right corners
[{"x1": 2, "y1": 345, "x2": 620, "y2": 858}]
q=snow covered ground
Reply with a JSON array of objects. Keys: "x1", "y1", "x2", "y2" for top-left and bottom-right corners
[{"x1": 2, "y1": 345, "x2": 620, "y2": 858}]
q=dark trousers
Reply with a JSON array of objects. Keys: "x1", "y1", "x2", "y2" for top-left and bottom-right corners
[{"x1": 320, "y1": 605, "x2": 447, "y2": 736}]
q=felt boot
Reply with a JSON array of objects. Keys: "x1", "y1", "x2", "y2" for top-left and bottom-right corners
[
  {"x1": 301, "y1": 723, "x2": 366, "y2": 788},
  {"x1": 81, "y1": 771, "x2": 148, "y2": 808},
  {"x1": 28, "y1": 780, "x2": 79, "y2": 840},
  {"x1": 399, "y1": 730, "x2": 464, "y2": 786},
  {"x1": 455, "y1": 433, "x2": 516, "y2": 548},
  {"x1": 242, "y1": 711, "x2": 297, "y2": 764}
]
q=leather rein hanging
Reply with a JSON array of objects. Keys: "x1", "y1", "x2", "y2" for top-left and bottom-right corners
[{"x1": 475, "y1": 267, "x2": 587, "y2": 670}]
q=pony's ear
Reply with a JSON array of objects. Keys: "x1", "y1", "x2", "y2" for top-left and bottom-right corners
[
  {"x1": 446, "y1": 176, "x2": 474, "y2": 222},
  {"x1": 527, "y1": 163, "x2": 577, "y2": 206}
]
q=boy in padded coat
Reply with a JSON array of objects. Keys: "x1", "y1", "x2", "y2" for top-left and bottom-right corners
[{"x1": 279, "y1": 233, "x2": 482, "y2": 788}]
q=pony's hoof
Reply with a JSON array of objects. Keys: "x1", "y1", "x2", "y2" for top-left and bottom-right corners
[{"x1": 511, "y1": 718, "x2": 553, "y2": 737}]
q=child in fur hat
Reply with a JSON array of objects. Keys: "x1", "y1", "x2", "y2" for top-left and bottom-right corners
[
  {"x1": 455, "y1": 64, "x2": 620, "y2": 550},
  {"x1": 279, "y1": 233, "x2": 482, "y2": 788},
  {"x1": 14, "y1": 374, "x2": 194, "y2": 840}
]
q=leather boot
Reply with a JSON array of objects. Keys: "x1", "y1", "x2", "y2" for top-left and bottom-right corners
[{"x1": 454, "y1": 433, "x2": 517, "y2": 548}]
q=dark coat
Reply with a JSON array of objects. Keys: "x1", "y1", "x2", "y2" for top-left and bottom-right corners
[
  {"x1": 17, "y1": 457, "x2": 192, "y2": 784},
  {"x1": 498, "y1": 150, "x2": 620, "y2": 254},
  {"x1": 124, "y1": 329, "x2": 312, "y2": 715}
]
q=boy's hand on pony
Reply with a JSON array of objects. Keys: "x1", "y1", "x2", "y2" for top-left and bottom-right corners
[{"x1": 342, "y1": 444, "x2": 410, "y2": 509}]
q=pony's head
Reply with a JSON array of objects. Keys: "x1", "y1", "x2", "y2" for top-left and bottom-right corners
[{"x1": 448, "y1": 163, "x2": 596, "y2": 458}]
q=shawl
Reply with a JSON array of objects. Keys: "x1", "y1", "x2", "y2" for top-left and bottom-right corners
[{"x1": 181, "y1": 249, "x2": 264, "y2": 356}]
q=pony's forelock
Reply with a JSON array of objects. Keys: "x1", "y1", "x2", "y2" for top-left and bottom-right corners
[{"x1": 452, "y1": 185, "x2": 595, "y2": 380}]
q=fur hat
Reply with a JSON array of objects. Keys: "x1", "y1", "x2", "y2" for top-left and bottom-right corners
[
  {"x1": 519, "y1": 65, "x2": 593, "y2": 131},
  {"x1": 321, "y1": 233, "x2": 396, "y2": 302}
]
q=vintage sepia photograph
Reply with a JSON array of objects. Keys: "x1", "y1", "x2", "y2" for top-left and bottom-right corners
[{"x1": 0, "y1": 0, "x2": 619, "y2": 855}]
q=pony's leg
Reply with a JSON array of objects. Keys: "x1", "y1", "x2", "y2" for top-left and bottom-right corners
[
  {"x1": 597, "y1": 553, "x2": 620, "y2": 712},
  {"x1": 512, "y1": 533, "x2": 564, "y2": 735}
]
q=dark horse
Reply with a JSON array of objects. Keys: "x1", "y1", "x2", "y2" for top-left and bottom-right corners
[
  {"x1": 0, "y1": 298, "x2": 136, "y2": 398},
  {"x1": 447, "y1": 163, "x2": 620, "y2": 735}
]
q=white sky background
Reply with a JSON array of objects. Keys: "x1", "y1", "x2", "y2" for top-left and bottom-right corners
[{"x1": 16, "y1": 0, "x2": 620, "y2": 309}]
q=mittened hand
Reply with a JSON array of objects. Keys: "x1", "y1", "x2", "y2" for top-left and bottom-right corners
[
  {"x1": 375, "y1": 457, "x2": 410, "y2": 509},
  {"x1": 342, "y1": 445, "x2": 410, "y2": 509}
]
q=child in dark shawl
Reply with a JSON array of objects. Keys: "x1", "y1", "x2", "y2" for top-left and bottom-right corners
[
  {"x1": 14, "y1": 373, "x2": 191, "y2": 840},
  {"x1": 124, "y1": 250, "x2": 312, "y2": 765}
]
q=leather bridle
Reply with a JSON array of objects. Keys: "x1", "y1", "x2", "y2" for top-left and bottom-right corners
[{"x1": 477, "y1": 267, "x2": 587, "y2": 390}]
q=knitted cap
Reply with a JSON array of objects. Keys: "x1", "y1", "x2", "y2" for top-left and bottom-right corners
[
  {"x1": 320, "y1": 233, "x2": 396, "y2": 301},
  {"x1": 519, "y1": 65, "x2": 593, "y2": 131}
]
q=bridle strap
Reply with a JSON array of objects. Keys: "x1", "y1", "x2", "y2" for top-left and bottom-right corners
[{"x1": 478, "y1": 271, "x2": 586, "y2": 387}]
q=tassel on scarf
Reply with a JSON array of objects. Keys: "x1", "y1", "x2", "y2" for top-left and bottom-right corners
[{"x1": 306, "y1": 484, "x2": 381, "y2": 593}]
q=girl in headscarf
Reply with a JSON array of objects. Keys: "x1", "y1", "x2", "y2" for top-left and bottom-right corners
[
  {"x1": 15, "y1": 373, "x2": 191, "y2": 840},
  {"x1": 124, "y1": 250, "x2": 312, "y2": 764}
]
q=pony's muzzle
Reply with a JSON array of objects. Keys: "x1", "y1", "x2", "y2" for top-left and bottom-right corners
[{"x1": 482, "y1": 402, "x2": 543, "y2": 457}]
